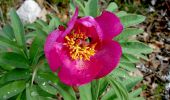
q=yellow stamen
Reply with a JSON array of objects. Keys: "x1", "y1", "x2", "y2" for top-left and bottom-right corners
[{"x1": 64, "y1": 30, "x2": 96, "y2": 61}]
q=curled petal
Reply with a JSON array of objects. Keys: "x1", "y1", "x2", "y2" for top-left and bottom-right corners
[
  {"x1": 62, "y1": 7, "x2": 79, "y2": 37},
  {"x1": 44, "y1": 30, "x2": 63, "y2": 71},
  {"x1": 76, "y1": 16, "x2": 103, "y2": 42},
  {"x1": 68, "y1": 7, "x2": 79, "y2": 26},
  {"x1": 95, "y1": 40, "x2": 122, "y2": 79},
  {"x1": 95, "y1": 11, "x2": 123, "y2": 40},
  {"x1": 44, "y1": 30, "x2": 62, "y2": 58}
]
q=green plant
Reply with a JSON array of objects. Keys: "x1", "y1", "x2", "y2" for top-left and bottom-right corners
[{"x1": 0, "y1": 1, "x2": 152, "y2": 100}]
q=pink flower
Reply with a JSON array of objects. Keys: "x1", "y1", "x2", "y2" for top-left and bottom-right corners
[{"x1": 44, "y1": 8, "x2": 123, "y2": 86}]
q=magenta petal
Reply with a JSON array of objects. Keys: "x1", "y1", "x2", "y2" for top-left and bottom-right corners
[
  {"x1": 44, "y1": 30, "x2": 63, "y2": 72},
  {"x1": 68, "y1": 7, "x2": 79, "y2": 26},
  {"x1": 44, "y1": 30, "x2": 62, "y2": 58},
  {"x1": 95, "y1": 40, "x2": 122, "y2": 79},
  {"x1": 44, "y1": 8, "x2": 123, "y2": 86},
  {"x1": 76, "y1": 16, "x2": 103, "y2": 41},
  {"x1": 95, "y1": 11, "x2": 123, "y2": 40},
  {"x1": 47, "y1": 44, "x2": 62, "y2": 72},
  {"x1": 57, "y1": 54, "x2": 103, "y2": 86},
  {"x1": 62, "y1": 7, "x2": 79, "y2": 37}
]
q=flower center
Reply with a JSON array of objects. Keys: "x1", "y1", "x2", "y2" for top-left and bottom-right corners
[{"x1": 64, "y1": 30, "x2": 96, "y2": 60}]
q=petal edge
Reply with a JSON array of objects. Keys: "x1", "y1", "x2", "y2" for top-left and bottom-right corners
[
  {"x1": 95, "y1": 11, "x2": 123, "y2": 40},
  {"x1": 95, "y1": 40, "x2": 122, "y2": 79}
]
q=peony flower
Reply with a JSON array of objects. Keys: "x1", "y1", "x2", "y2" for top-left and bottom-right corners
[{"x1": 44, "y1": 8, "x2": 123, "y2": 86}]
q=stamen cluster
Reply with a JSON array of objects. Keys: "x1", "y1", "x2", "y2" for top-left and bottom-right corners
[{"x1": 64, "y1": 30, "x2": 96, "y2": 60}]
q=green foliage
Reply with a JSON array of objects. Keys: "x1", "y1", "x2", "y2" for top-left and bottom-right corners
[
  {"x1": 106, "y1": 2, "x2": 118, "y2": 12},
  {"x1": 115, "y1": 28, "x2": 144, "y2": 41},
  {"x1": 106, "y1": 76, "x2": 129, "y2": 100},
  {"x1": 0, "y1": 81, "x2": 26, "y2": 100},
  {"x1": 71, "y1": 0, "x2": 99, "y2": 17},
  {"x1": 84, "y1": 0, "x2": 99, "y2": 17},
  {"x1": 1, "y1": 24, "x2": 15, "y2": 40},
  {"x1": 120, "y1": 14, "x2": 146, "y2": 28},
  {"x1": 0, "y1": 1, "x2": 152, "y2": 100},
  {"x1": 79, "y1": 83, "x2": 93, "y2": 100},
  {"x1": 0, "y1": 52, "x2": 29, "y2": 70},
  {"x1": 0, "y1": 8, "x2": 70, "y2": 100},
  {"x1": 116, "y1": 11, "x2": 128, "y2": 17},
  {"x1": 121, "y1": 41, "x2": 152, "y2": 54},
  {"x1": 0, "y1": 69, "x2": 30, "y2": 85},
  {"x1": 9, "y1": 9, "x2": 26, "y2": 51},
  {"x1": 79, "y1": 80, "x2": 101, "y2": 100},
  {"x1": 29, "y1": 32, "x2": 46, "y2": 65}
]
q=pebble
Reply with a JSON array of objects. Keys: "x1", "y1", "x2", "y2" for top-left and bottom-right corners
[{"x1": 17, "y1": 0, "x2": 41, "y2": 23}]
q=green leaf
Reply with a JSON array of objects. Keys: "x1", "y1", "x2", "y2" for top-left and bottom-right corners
[
  {"x1": 0, "y1": 80, "x2": 26, "y2": 100},
  {"x1": 25, "y1": 23, "x2": 41, "y2": 30},
  {"x1": 48, "y1": 16, "x2": 60, "y2": 32},
  {"x1": 130, "y1": 88, "x2": 142, "y2": 97},
  {"x1": 35, "y1": 73, "x2": 58, "y2": 95},
  {"x1": 111, "y1": 68, "x2": 131, "y2": 79},
  {"x1": 36, "y1": 72, "x2": 76, "y2": 100},
  {"x1": 79, "y1": 83, "x2": 92, "y2": 100},
  {"x1": 29, "y1": 32, "x2": 45, "y2": 65},
  {"x1": 121, "y1": 54, "x2": 139, "y2": 63},
  {"x1": 136, "y1": 54, "x2": 148, "y2": 60},
  {"x1": 16, "y1": 91, "x2": 26, "y2": 100},
  {"x1": 55, "y1": 83, "x2": 76, "y2": 100},
  {"x1": 101, "y1": 88, "x2": 117, "y2": 100},
  {"x1": 129, "y1": 88, "x2": 145, "y2": 100},
  {"x1": 9, "y1": 9, "x2": 26, "y2": 48},
  {"x1": 0, "y1": 52, "x2": 29, "y2": 69},
  {"x1": 120, "y1": 14, "x2": 145, "y2": 27},
  {"x1": 0, "y1": 69, "x2": 30, "y2": 85},
  {"x1": 130, "y1": 97, "x2": 145, "y2": 100},
  {"x1": 124, "y1": 76, "x2": 143, "y2": 91},
  {"x1": 25, "y1": 20, "x2": 48, "y2": 35},
  {"x1": 35, "y1": 26, "x2": 47, "y2": 37},
  {"x1": 72, "y1": 0, "x2": 85, "y2": 16},
  {"x1": 106, "y1": 2, "x2": 118, "y2": 12},
  {"x1": 115, "y1": 28, "x2": 144, "y2": 41},
  {"x1": 116, "y1": 11, "x2": 127, "y2": 17},
  {"x1": 70, "y1": 0, "x2": 76, "y2": 14},
  {"x1": 0, "y1": 35, "x2": 20, "y2": 52},
  {"x1": 26, "y1": 84, "x2": 34, "y2": 100},
  {"x1": 91, "y1": 80, "x2": 100, "y2": 100},
  {"x1": 36, "y1": 81, "x2": 58, "y2": 95},
  {"x1": 85, "y1": 0, "x2": 99, "y2": 17},
  {"x1": 35, "y1": 20, "x2": 49, "y2": 33},
  {"x1": 119, "y1": 62, "x2": 136, "y2": 71},
  {"x1": 35, "y1": 85, "x2": 54, "y2": 98},
  {"x1": 1, "y1": 24, "x2": 15, "y2": 40},
  {"x1": 107, "y1": 76, "x2": 129, "y2": 100},
  {"x1": 120, "y1": 41, "x2": 152, "y2": 54},
  {"x1": 79, "y1": 80, "x2": 103, "y2": 100},
  {"x1": 25, "y1": 31, "x2": 36, "y2": 40},
  {"x1": 36, "y1": 19, "x2": 48, "y2": 27},
  {"x1": 98, "y1": 78, "x2": 108, "y2": 97},
  {"x1": 26, "y1": 84, "x2": 55, "y2": 100}
]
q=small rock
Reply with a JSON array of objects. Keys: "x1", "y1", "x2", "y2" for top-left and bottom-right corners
[
  {"x1": 151, "y1": 0, "x2": 157, "y2": 6},
  {"x1": 17, "y1": 0, "x2": 41, "y2": 23}
]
